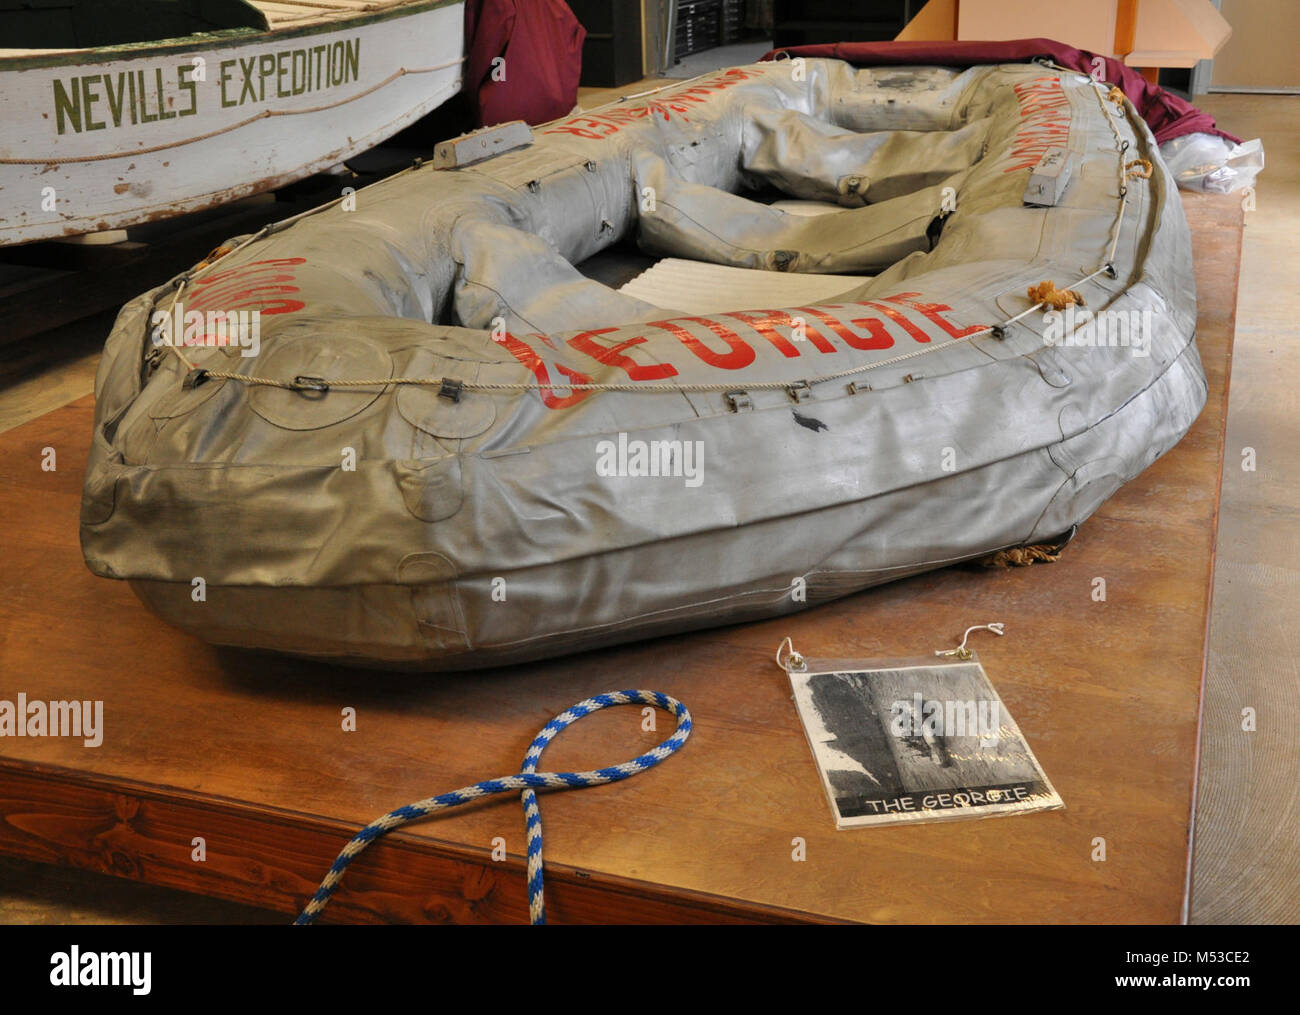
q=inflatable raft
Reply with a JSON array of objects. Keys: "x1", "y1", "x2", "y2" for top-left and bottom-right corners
[{"x1": 80, "y1": 58, "x2": 1206, "y2": 669}]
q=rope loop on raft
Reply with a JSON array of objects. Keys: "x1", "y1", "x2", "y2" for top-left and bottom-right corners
[
  {"x1": 1125, "y1": 158, "x2": 1154, "y2": 179},
  {"x1": 295, "y1": 689, "x2": 692, "y2": 926}
]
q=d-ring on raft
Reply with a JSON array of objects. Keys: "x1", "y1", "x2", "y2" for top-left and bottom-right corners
[{"x1": 296, "y1": 690, "x2": 692, "y2": 925}]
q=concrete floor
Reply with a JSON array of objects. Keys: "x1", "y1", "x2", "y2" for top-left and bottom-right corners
[{"x1": 0, "y1": 80, "x2": 1294, "y2": 923}]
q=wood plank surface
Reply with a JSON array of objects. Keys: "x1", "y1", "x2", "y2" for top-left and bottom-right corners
[{"x1": 0, "y1": 193, "x2": 1243, "y2": 924}]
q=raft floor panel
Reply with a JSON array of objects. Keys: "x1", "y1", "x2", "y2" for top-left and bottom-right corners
[
  {"x1": 0, "y1": 193, "x2": 1242, "y2": 924},
  {"x1": 619, "y1": 258, "x2": 866, "y2": 316}
]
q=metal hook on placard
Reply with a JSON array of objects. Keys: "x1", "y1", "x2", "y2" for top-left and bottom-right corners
[
  {"x1": 775, "y1": 636, "x2": 807, "y2": 673},
  {"x1": 935, "y1": 622, "x2": 1006, "y2": 660}
]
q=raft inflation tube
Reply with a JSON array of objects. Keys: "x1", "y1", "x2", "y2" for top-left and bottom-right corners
[{"x1": 81, "y1": 60, "x2": 1206, "y2": 669}]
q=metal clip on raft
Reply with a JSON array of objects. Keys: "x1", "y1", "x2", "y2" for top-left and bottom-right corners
[
  {"x1": 438, "y1": 378, "x2": 464, "y2": 402},
  {"x1": 293, "y1": 374, "x2": 330, "y2": 396}
]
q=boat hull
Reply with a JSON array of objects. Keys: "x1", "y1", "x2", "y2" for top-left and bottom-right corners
[{"x1": 0, "y1": 0, "x2": 464, "y2": 245}]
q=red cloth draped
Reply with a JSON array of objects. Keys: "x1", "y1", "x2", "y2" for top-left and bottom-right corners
[{"x1": 465, "y1": 0, "x2": 586, "y2": 127}]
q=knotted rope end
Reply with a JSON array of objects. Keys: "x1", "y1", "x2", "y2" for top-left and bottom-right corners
[{"x1": 1028, "y1": 280, "x2": 1086, "y2": 311}]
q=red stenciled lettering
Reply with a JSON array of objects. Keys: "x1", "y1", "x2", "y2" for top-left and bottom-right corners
[
  {"x1": 565, "y1": 327, "x2": 678, "y2": 381},
  {"x1": 248, "y1": 298, "x2": 306, "y2": 316},
  {"x1": 1009, "y1": 125, "x2": 1070, "y2": 158},
  {"x1": 499, "y1": 332, "x2": 593, "y2": 409},
  {"x1": 541, "y1": 67, "x2": 761, "y2": 136},
  {"x1": 188, "y1": 274, "x2": 298, "y2": 310},
  {"x1": 189, "y1": 284, "x2": 300, "y2": 311},
  {"x1": 1004, "y1": 76, "x2": 1073, "y2": 172},
  {"x1": 507, "y1": 289, "x2": 984, "y2": 410},
  {"x1": 651, "y1": 317, "x2": 755, "y2": 370},
  {"x1": 881, "y1": 293, "x2": 986, "y2": 340},
  {"x1": 724, "y1": 310, "x2": 836, "y2": 356},
  {"x1": 857, "y1": 300, "x2": 931, "y2": 344},
  {"x1": 188, "y1": 257, "x2": 308, "y2": 317},
  {"x1": 196, "y1": 256, "x2": 306, "y2": 287},
  {"x1": 796, "y1": 305, "x2": 892, "y2": 351}
]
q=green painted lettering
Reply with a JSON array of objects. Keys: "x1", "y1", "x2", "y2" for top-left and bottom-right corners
[
  {"x1": 80, "y1": 74, "x2": 105, "y2": 130},
  {"x1": 312, "y1": 45, "x2": 327, "y2": 91},
  {"x1": 81, "y1": 75, "x2": 106, "y2": 131},
  {"x1": 345, "y1": 39, "x2": 359, "y2": 83},
  {"x1": 178, "y1": 63, "x2": 198, "y2": 117},
  {"x1": 102, "y1": 72, "x2": 128, "y2": 127},
  {"x1": 52, "y1": 78, "x2": 81, "y2": 135},
  {"x1": 330, "y1": 41, "x2": 344, "y2": 86},
  {"x1": 156, "y1": 67, "x2": 176, "y2": 119},
  {"x1": 258, "y1": 53, "x2": 275, "y2": 101},
  {"x1": 219, "y1": 58, "x2": 236, "y2": 108},
  {"x1": 291, "y1": 49, "x2": 308, "y2": 95},
  {"x1": 136, "y1": 70, "x2": 157, "y2": 122},
  {"x1": 239, "y1": 56, "x2": 257, "y2": 105}
]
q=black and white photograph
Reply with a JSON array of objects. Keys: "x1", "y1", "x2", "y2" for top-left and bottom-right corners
[{"x1": 790, "y1": 661, "x2": 1063, "y2": 828}]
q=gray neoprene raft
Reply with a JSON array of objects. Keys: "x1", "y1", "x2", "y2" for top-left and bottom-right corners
[{"x1": 81, "y1": 59, "x2": 1206, "y2": 669}]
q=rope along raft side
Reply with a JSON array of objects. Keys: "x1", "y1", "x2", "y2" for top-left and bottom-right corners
[
  {"x1": 295, "y1": 690, "x2": 692, "y2": 925},
  {"x1": 81, "y1": 58, "x2": 1206, "y2": 670}
]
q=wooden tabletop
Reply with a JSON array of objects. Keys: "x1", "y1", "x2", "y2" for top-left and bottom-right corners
[{"x1": 0, "y1": 193, "x2": 1242, "y2": 924}]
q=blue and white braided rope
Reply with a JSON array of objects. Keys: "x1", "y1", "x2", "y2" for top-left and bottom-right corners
[{"x1": 296, "y1": 689, "x2": 692, "y2": 925}]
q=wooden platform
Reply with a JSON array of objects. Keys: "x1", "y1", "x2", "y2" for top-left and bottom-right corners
[{"x1": 0, "y1": 194, "x2": 1242, "y2": 924}]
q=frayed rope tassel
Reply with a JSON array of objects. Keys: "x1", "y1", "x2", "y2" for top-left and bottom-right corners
[{"x1": 981, "y1": 544, "x2": 1063, "y2": 568}]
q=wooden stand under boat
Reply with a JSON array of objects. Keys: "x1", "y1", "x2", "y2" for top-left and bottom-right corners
[{"x1": 0, "y1": 0, "x2": 466, "y2": 246}]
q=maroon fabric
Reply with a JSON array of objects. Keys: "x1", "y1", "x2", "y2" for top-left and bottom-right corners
[
  {"x1": 761, "y1": 38, "x2": 1238, "y2": 145},
  {"x1": 465, "y1": 0, "x2": 586, "y2": 127}
]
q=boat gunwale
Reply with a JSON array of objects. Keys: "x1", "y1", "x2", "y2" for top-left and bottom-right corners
[{"x1": 0, "y1": 0, "x2": 463, "y2": 71}]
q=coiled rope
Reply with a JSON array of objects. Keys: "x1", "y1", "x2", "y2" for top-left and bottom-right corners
[{"x1": 295, "y1": 689, "x2": 693, "y2": 925}]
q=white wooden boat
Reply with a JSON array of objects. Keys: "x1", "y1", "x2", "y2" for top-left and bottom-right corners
[{"x1": 0, "y1": 0, "x2": 466, "y2": 246}]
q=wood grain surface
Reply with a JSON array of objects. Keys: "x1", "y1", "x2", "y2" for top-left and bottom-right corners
[
  {"x1": 1187, "y1": 93, "x2": 1298, "y2": 925},
  {"x1": 0, "y1": 193, "x2": 1242, "y2": 924}
]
